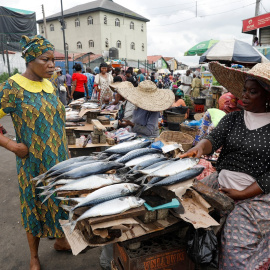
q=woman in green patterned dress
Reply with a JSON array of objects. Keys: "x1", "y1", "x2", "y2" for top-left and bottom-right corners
[{"x1": 0, "y1": 35, "x2": 70, "y2": 270}]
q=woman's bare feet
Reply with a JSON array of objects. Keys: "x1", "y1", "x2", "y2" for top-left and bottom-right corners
[
  {"x1": 54, "y1": 237, "x2": 71, "y2": 251},
  {"x1": 30, "y1": 257, "x2": 41, "y2": 270}
]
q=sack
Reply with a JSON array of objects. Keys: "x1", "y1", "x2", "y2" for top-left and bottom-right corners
[
  {"x1": 186, "y1": 226, "x2": 218, "y2": 268},
  {"x1": 60, "y1": 85, "x2": 66, "y2": 92}
]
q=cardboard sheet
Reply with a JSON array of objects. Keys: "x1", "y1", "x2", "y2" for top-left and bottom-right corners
[{"x1": 79, "y1": 108, "x2": 100, "y2": 118}]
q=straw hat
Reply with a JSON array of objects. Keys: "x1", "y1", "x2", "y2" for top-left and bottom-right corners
[
  {"x1": 209, "y1": 62, "x2": 270, "y2": 99},
  {"x1": 194, "y1": 112, "x2": 205, "y2": 121},
  {"x1": 116, "y1": 80, "x2": 175, "y2": 112},
  {"x1": 109, "y1": 81, "x2": 133, "y2": 92}
]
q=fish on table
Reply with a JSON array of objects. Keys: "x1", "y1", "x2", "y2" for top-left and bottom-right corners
[
  {"x1": 66, "y1": 196, "x2": 145, "y2": 232},
  {"x1": 125, "y1": 154, "x2": 164, "y2": 167},
  {"x1": 104, "y1": 139, "x2": 151, "y2": 154},
  {"x1": 40, "y1": 174, "x2": 123, "y2": 203},
  {"x1": 62, "y1": 183, "x2": 140, "y2": 220}
]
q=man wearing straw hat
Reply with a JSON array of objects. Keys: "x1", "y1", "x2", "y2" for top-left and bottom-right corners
[
  {"x1": 181, "y1": 62, "x2": 270, "y2": 270},
  {"x1": 114, "y1": 80, "x2": 175, "y2": 137}
]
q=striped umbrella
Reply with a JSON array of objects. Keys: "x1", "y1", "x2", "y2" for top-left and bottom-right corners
[
  {"x1": 199, "y1": 39, "x2": 269, "y2": 64},
  {"x1": 184, "y1": 39, "x2": 219, "y2": 56}
]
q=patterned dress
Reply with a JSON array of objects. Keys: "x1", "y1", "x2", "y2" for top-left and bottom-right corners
[{"x1": 0, "y1": 74, "x2": 69, "y2": 238}]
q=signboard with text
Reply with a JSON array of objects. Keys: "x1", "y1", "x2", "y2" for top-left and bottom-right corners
[{"x1": 243, "y1": 12, "x2": 270, "y2": 33}]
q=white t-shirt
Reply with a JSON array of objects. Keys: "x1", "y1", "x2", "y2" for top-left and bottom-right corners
[{"x1": 180, "y1": 75, "x2": 192, "y2": 95}]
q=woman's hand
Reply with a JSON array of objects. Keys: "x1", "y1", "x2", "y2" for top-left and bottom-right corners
[
  {"x1": 179, "y1": 146, "x2": 203, "y2": 158},
  {"x1": 9, "y1": 141, "x2": 29, "y2": 158}
]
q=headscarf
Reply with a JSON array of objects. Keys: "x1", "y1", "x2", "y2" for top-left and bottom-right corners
[
  {"x1": 93, "y1": 66, "x2": 100, "y2": 74},
  {"x1": 20, "y1": 35, "x2": 54, "y2": 63},
  {"x1": 218, "y1": 93, "x2": 240, "y2": 114},
  {"x1": 175, "y1": 89, "x2": 184, "y2": 97}
]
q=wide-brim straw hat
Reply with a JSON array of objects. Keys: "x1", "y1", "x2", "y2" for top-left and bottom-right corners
[
  {"x1": 116, "y1": 80, "x2": 175, "y2": 112},
  {"x1": 109, "y1": 81, "x2": 133, "y2": 92},
  {"x1": 209, "y1": 62, "x2": 270, "y2": 99}
]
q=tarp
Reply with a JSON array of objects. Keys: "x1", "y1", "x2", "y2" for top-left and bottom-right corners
[
  {"x1": 199, "y1": 39, "x2": 269, "y2": 64},
  {"x1": 0, "y1": 6, "x2": 37, "y2": 52}
]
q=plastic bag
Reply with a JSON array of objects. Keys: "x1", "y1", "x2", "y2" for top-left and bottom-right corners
[
  {"x1": 186, "y1": 226, "x2": 218, "y2": 268},
  {"x1": 151, "y1": 140, "x2": 164, "y2": 150}
]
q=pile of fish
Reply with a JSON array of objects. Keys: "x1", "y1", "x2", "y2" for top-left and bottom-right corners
[{"x1": 33, "y1": 138, "x2": 204, "y2": 232}]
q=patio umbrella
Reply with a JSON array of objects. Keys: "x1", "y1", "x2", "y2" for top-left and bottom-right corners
[
  {"x1": 199, "y1": 39, "x2": 269, "y2": 64},
  {"x1": 184, "y1": 39, "x2": 219, "y2": 56},
  {"x1": 157, "y1": 68, "x2": 170, "y2": 74}
]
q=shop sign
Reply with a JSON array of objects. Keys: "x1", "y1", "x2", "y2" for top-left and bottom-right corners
[{"x1": 243, "y1": 12, "x2": 270, "y2": 32}]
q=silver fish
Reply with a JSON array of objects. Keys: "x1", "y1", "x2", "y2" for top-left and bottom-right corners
[
  {"x1": 67, "y1": 196, "x2": 145, "y2": 232},
  {"x1": 115, "y1": 148, "x2": 160, "y2": 163},
  {"x1": 45, "y1": 160, "x2": 101, "y2": 179},
  {"x1": 125, "y1": 154, "x2": 164, "y2": 167},
  {"x1": 50, "y1": 161, "x2": 124, "y2": 182},
  {"x1": 62, "y1": 183, "x2": 140, "y2": 220},
  {"x1": 104, "y1": 139, "x2": 151, "y2": 154},
  {"x1": 40, "y1": 174, "x2": 123, "y2": 203},
  {"x1": 140, "y1": 158, "x2": 199, "y2": 177},
  {"x1": 130, "y1": 157, "x2": 168, "y2": 172},
  {"x1": 138, "y1": 160, "x2": 173, "y2": 175}
]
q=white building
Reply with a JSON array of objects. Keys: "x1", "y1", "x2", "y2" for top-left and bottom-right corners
[{"x1": 37, "y1": 0, "x2": 149, "y2": 61}]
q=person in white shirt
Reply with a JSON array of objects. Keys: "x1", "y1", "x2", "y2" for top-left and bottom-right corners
[{"x1": 180, "y1": 69, "x2": 192, "y2": 95}]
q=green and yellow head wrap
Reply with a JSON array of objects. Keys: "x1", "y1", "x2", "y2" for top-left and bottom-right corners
[{"x1": 20, "y1": 35, "x2": 54, "y2": 63}]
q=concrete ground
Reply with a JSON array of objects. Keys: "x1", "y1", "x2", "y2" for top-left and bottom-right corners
[{"x1": 0, "y1": 116, "x2": 102, "y2": 270}]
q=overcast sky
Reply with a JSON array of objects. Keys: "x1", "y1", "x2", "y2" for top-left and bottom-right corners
[{"x1": 2, "y1": 0, "x2": 270, "y2": 66}]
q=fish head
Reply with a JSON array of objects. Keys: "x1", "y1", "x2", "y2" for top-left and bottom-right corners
[
  {"x1": 125, "y1": 183, "x2": 140, "y2": 192},
  {"x1": 128, "y1": 196, "x2": 145, "y2": 207}
]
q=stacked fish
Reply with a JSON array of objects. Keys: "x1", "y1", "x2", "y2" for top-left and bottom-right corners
[{"x1": 33, "y1": 139, "x2": 204, "y2": 232}]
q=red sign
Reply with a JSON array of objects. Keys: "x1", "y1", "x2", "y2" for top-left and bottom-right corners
[{"x1": 243, "y1": 12, "x2": 270, "y2": 32}]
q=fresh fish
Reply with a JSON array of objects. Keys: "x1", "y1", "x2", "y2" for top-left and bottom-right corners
[
  {"x1": 50, "y1": 161, "x2": 124, "y2": 182},
  {"x1": 116, "y1": 148, "x2": 160, "y2": 163},
  {"x1": 139, "y1": 158, "x2": 199, "y2": 177},
  {"x1": 138, "y1": 160, "x2": 173, "y2": 175},
  {"x1": 130, "y1": 157, "x2": 167, "y2": 172},
  {"x1": 137, "y1": 166, "x2": 205, "y2": 196},
  {"x1": 45, "y1": 160, "x2": 101, "y2": 179},
  {"x1": 40, "y1": 174, "x2": 123, "y2": 203},
  {"x1": 104, "y1": 139, "x2": 151, "y2": 154},
  {"x1": 62, "y1": 183, "x2": 140, "y2": 220},
  {"x1": 56, "y1": 197, "x2": 85, "y2": 204},
  {"x1": 67, "y1": 196, "x2": 145, "y2": 232},
  {"x1": 125, "y1": 154, "x2": 164, "y2": 167}
]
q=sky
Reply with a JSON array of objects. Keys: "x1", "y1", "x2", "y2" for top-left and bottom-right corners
[{"x1": 1, "y1": 0, "x2": 270, "y2": 66}]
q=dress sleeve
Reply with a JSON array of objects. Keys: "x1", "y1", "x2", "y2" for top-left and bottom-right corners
[
  {"x1": 0, "y1": 80, "x2": 18, "y2": 119},
  {"x1": 256, "y1": 172, "x2": 270, "y2": 194},
  {"x1": 94, "y1": 74, "x2": 100, "y2": 85},
  {"x1": 205, "y1": 113, "x2": 235, "y2": 153}
]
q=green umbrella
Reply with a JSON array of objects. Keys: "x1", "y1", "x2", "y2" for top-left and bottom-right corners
[{"x1": 184, "y1": 39, "x2": 219, "y2": 56}]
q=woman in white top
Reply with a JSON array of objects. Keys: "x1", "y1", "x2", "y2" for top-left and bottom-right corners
[
  {"x1": 94, "y1": 62, "x2": 113, "y2": 104},
  {"x1": 181, "y1": 62, "x2": 270, "y2": 270}
]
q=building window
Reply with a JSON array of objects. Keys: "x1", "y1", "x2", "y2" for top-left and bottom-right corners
[
  {"x1": 130, "y1": 22, "x2": 134, "y2": 30},
  {"x1": 131, "y1": 42, "x2": 135, "y2": 50},
  {"x1": 41, "y1": 25, "x2": 44, "y2": 33},
  {"x1": 141, "y1": 24, "x2": 144, "y2": 32},
  {"x1": 116, "y1": 40, "x2": 121, "y2": 49},
  {"x1": 75, "y1": 18, "x2": 80, "y2": 27},
  {"x1": 89, "y1": 40, "x2": 94, "y2": 48},
  {"x1": 50, "y1": 24, "x2": 54, "y2": 31},
  {"x1": 77, "y1": 41, "x2": 82, "y2": 49},
  {"x1": 65, "y1": 43, "x2": 68, "y2": 51},
  {"x1": 105, "y1": 38, "x2": 109, "y2": 48},
  {"x1": 115, "y1": 18, "x2": 120, "y2": 27},
  {"x1": 88, "y1": 16, "x2": 93, "y2": 25},
  {"x1": 142, "y1": 43, "x2": 144, "y2": 51},
  {"x1": 104, "y1": 15, "x2": 107, "y2": 25}
]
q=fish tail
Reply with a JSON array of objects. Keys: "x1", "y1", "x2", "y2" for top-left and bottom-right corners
[
  {"x1": 70, "y1": 220, "x2": 77, "y2": 233},
  {"x1": 35, "y1": 186, "x2": 48, "y2": 190},
  {"x1": 40, "y1": 191, "x2": 54, "y2": 204},
  {"x1": 61, "y1": 205, "x2": 75, "y2": 221},
  {"x1": 134, "y1": 175, "x2": 147, "y2": 184},
  {"x1": 135, "y1": 184, "x2": 152, "y2": 197},
  {"x1": 56, "y1": 196, "x2": 69, "y2": 201}
]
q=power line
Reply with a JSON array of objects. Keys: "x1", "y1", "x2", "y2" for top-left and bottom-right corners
[
  {"x1": 153, "y1": 2, "x2": 256, "y2": 26},
  {"x1": 260, "y1": 2, "x2": 268, "y2": 12}
]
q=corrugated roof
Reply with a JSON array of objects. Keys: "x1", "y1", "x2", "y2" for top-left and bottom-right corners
[
  {"x1": 37, "y1": 0, "x2": 149, "y2": 23},
  {"x1": 147, "y1": 55, "x2": 163, "y2": 63},
  {"x1": 74, "y1": 52, "x2": 103, "y2": 63},
  {"x1": 163, "y1": 57, "x2": 174, "y2": 61}
]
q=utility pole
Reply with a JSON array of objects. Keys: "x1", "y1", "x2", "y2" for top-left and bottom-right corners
[
  {"x1": 41, "y1": 4, "x2": 48, "y2": 38},
  {"x1": 253, "y1": 0, "x2": 261, "y2": 42},
  {"x1": 5, "y1": 35, "x2": 11, "y2": 76},
  {"x1": 60, "y1": 0, "x2": 68, "y2": 73}
]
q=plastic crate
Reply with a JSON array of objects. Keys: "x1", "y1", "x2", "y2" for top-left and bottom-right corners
[{"x1": 195, "y1": 104, "x2": 204, "y2": 113}]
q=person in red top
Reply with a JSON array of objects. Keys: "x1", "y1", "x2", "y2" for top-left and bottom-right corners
[{"x1": 71, "y1": 63, "x2": 89, "y2": 100}]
